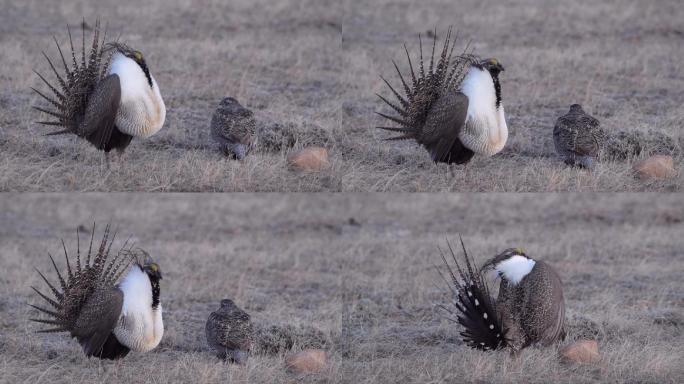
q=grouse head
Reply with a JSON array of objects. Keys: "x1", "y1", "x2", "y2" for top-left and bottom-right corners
[
  {"x1": 219, "y1": 97, "x2": 239, "y2": 107},
  {"x1": 568, "y1": 104, "x2": 584, "y2": 113},
  {"x1": 217, "y1": 97, "x2": 253, "y2": 118},
  {"x1": 480, "y1": 58, "x2": 505, "y2": 77},
  {"x1": 142, "y1": 261, "x2": 162, "y2": 281},
  {"x1": 220, "y1": 298, "x2": 237, "y2": 308},
  {"x1": 132, "y1": 250, "x2": 162, "y2": 281},
  {"x1": 107, "y1": 42, "x2": 153, "y2": 87}
]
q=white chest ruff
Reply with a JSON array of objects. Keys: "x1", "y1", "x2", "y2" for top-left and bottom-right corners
[
  {"x1": 495, "y1": 256, "x2": 536, "y2": 285},
  {"x1": 114, "y1": 306, "x2": 164, "y2": 352},
  {"x1": 458, "y1": 67, "x2": 508, "y2": 156},
  {"x1": 109, "y1": 54, "x2": 166, "y2": 138},
  {"x1": 114, "y1": 266, "x2": 164, "y2": 352}
]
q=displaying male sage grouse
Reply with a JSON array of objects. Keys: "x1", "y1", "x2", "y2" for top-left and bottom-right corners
[
  {"x1": 32, "y1": 20, "x2": 166, "y2": 154},
  {"x1": 29, "y1": 224, "x2": 164, "y2": 360},
  {"x1": 210, "y1": 97, "x2": 256, "y2": 160},
  {"x1": 553, "y1": 104, "x2": 605, "y2": 169},
  {"x1": 206, "y1": 299, "x2": 254, "y2": 364},
  {"x1": 376, "y1": 28, "x2": 508, "y2": 164},
  {"x1": 439, "y1": 240, "x2": 565, "y2": 352}
]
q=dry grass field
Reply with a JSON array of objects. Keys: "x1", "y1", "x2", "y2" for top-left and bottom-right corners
[
  {"x1": 1, "y1": 194, "x2": 682, "y2": 383},
  {"x1": 0, "y1": 0, "x2": 682, "y2": 191}
]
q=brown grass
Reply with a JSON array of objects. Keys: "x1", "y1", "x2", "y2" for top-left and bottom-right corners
[
  {"x1": 1, "y1": 194, "x2": 682, "y2": 383},
  {"x1": 0, "y1": 0, "x2": 682, "y2": 190}
]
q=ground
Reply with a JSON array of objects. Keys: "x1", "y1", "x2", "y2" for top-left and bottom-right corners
[
  {"x1": 0, "y1": 0, "x2": 682, "y2": 191},
  {"x1": 1, "y1": 194, "x2": 682, "y2": 383}
]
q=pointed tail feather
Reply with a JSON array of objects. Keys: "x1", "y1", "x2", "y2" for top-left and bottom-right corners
[
  {"x1": 391, "y1": 60, "x2": 412, "y2": 105},
  {"x1": 44, "y1": 129, "x2": 73, "y2": 136},
  {"x1": 46, "y1": 253, "x2": 67, "y2": 293},
  {"x1": 53, "y1": 35, "x2": 73, "y2": 83},
  {"x1": 378, "y1": 75, "x2": 408, "y2": 110},
  {"x1": 34, "y1": 268, "x2": 63, "y2": 301},
  {"x1": 403, "y1": 43, "x2": 418, "y2": 90},
  {"x1": 376, "y1": 93, "x2": 407, "y2": 118},
  {"x1": 376, "y1": 27, "x2": 476, "y2": 149},
  {"x1": 439, "y1": 238, "x2": 506, "y2": 350},
  {"x1": 375, "y1": 112, "x2": 409, "y2": 127},
  {"x1": 30, "y1": 286, "x2": 60, "y2": 309},
  {"x1": 29, "y1": 223, "x2": 134, "y2": 334},
  {"x1": 33, "y1": 19, "x2": 112, "y2": 140},
  {"x1": 428, "y1": 28, "x2": 437, "y2": 76},
  {"x1": 35, "y1": 121, "x2": 63, "y2": 127}
]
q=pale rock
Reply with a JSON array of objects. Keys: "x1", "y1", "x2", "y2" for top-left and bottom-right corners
[
  {"x1": 560, "y1": 339, "x2": 600, "y2": 364},
  {"x1": 633, "y1": 155, "x2": 675, "y2": 179},
  {"x1": 287, "y1": 147, "x2": 329, "y2": 171},
  {"x1": 285, "y1": 349, "x2": 326, "y2": 373}
]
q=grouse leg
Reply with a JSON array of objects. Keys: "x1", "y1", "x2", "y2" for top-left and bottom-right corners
[
  {"x1": 449, "y1": 164, "x2": 456, "y2": 178},
  {"x1": 103, "y1": 152, "x2": 111, "y2": 170}
]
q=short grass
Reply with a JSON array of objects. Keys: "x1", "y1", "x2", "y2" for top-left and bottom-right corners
[{"x1": 0, "y1": 194, "x2": 682, "y2": 383}]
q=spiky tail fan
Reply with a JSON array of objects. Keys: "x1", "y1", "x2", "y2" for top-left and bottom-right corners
[
  {"x1": 437, "y1": 237, "x2": 506, "y2": 350},
  {"x1": 375, "y1": 27, "x2": 476, "y2": 142},
  {"x1": 29, "y1": 224, "x2": 132, "y2": 334},
  {"x1": 31, "y1": 19, "x2": 113, "y2": 138}
]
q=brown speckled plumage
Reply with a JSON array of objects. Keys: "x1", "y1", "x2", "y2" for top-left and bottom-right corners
[
  {"x1": 554, "y1": 104, "x2": 606, "y2": 169},
  {"x1": 493, "y1": 258, "x2": 566, "y2": 351},
  {"x1": 210, "y1": 97, "x2": 256, "y2": 160},
  {"x1": 206, "y1": 299, "x2": 254, "y2": 364}
]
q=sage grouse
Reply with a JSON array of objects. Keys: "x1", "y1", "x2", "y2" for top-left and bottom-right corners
[
  {"x1": 439, "y1": 240, "x2": 565, "y2": 352},
  {"x1": 29, "y1": 224, "x2": 164, "y2": 360},
  {"x1": 553, "y1": 104, "x2": 605, "y2": 169},
  {"x1": 32, "y1": 20, "x2": 166, "y2": 154},
  {"x1": 376, "y1": 28, "x2": 508, "y2": 164},
  {"x1": 206, "y1": 299, "x2": 254, "y2": 364},
  {"x1": 210, "y1": 97, "x2": 256, "y2": 160}
]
